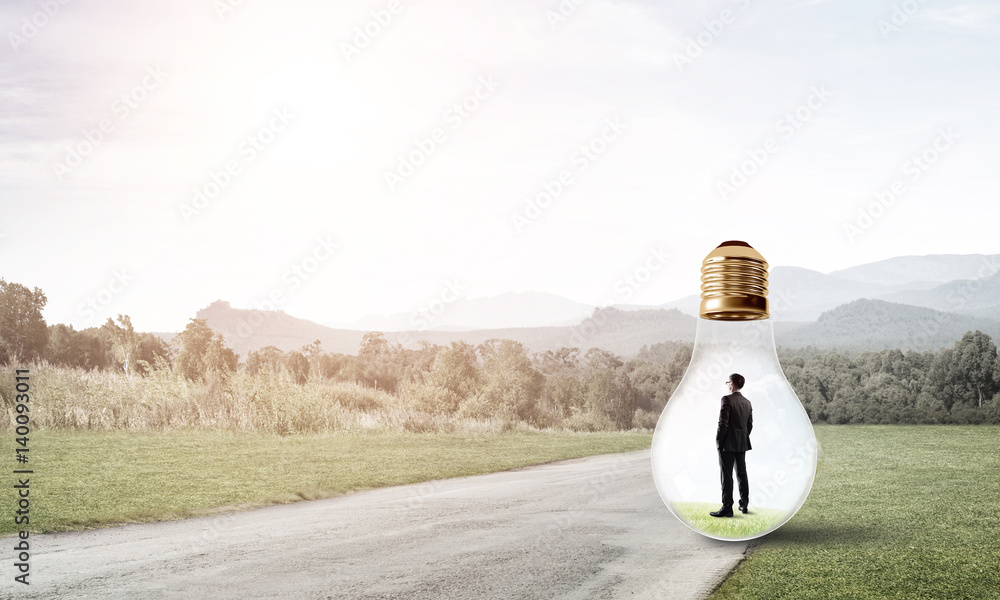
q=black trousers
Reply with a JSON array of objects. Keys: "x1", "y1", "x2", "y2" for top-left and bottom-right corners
[{"x1": 718, "y1": 450, "x2": 749, "y2": 509}]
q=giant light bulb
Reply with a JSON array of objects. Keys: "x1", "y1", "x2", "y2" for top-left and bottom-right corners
[{"x1": 651, "y1": 241, "x2": 817, "y2": 541}]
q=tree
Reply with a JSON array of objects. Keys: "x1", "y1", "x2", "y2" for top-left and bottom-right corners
[
  {"x1": 533, "y1": 347, "x2": 581, "y2": 376},
  {"x1": 78, "y1": 327, "x2": 112, "y2": 370},
  {"x1": 300, "y1": 339, "x2": 323, "y2": 379},
  {"x1": 246, "y1": 346, "x2": 285, "y2": 376},
  {"x1": 286, "y1": 351, "x2": 310, "y2": 385},
  {"x1": 174, "y1": 319, "x2": 236, "y2": 381},
  {"x1": 318, "y1": 352, "x2": 348, "y2": 380},
  {"x1": 461, "y1": 339, "x2": 544, "y2": 423},
  {"x1": 0, "y1": 279, "x2": 48, "y2": 363},
  {"x1": 403, "y1": 341, "x2": 442, "y2": 377},
  {"x1": 951, "y1": 331, "x2": 1000, "y2": 409},
  {"x1": 584, "y1": 347, "x2": 623, "y2": 372},
  {"x1": 135, "y1": 332, "x2": 171, "y2": 374},
  {"x1": 356, "y1": 332, "x2": 403, "y2": 392},
  {"x1": 45, "y1": 323, "x2": 78, "y2": 367},
  {"x1": 45, "y1": 324, "x2": 110, "y2": 370},
  {"x1": 622, "y1": 359, "x2": 673, "y2": 413},
  {"x1": 543, "y1": 375, "x2": 585, "y2": 416},
  {"x1": 205, "y1": 337, "x2": 238, "y2": 377},
  {"x1": 924, "y1": 332, "x2": 1000, "y2": 414},
  {"x1": 359, "y1": 331, "x2": 390, "y2": 361},
  {"x1": 585, "y1": 368, "x2": 638, "y2": 429},
  {"x1": 411, "y1": 341, "x2": 481, "y2": 413},
  {"x1": 666, "y1": 344, "x2": 693, "y2": 382},
  {"x1": 102, "y1": 315, "x2": 140, "y2": 377}
]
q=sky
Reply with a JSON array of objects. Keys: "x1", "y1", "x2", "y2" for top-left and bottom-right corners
[{"x1": 1, "y1": 0, "x2": 998, "y2": 333}]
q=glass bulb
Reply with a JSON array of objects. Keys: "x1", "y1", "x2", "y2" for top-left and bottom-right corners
[{"x1": 651, "y1": 241, "x2": 817, "y2": 541}]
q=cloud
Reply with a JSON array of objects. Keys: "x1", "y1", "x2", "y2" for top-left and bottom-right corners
[{"x1": 912, "y1": 2, "x2": 1000, "y2": 32}]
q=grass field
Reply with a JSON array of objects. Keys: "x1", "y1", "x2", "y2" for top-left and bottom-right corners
[
  {"x1": 672, "y1": 502, "x2": 787, "y2": 540},
  {"x1": 0, "y1": 430, "x2": 652, "y2": 535},
  {"x1": 711, "y1": 425, "x2": 1000, "y2": 600}
]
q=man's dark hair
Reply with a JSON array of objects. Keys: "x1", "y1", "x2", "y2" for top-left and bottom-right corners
[{"x1": 730, "y1": 373, "x2": 745, "y2": 390}]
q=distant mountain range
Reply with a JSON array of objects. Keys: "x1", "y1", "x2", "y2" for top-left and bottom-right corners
[
  {"x1": 195, "y1": 301, "x2": 367, "y2": 356},
  {"x1": 778, "y1": 299, "x2": 1000, "y2": 352},
  {"x1": 649, "y1": 255, "x2": 1000, "y2": 322},
  {"x1": 174, "y1": 253, "x2": 1000, "y2": 357},
  {"x1": 829, "y1": 254, "x2": 1000, "y2": 286},
  {"x1": 333, "y1": 254, "x2": 1000, "y2": 329},
  {"x1": 879, "y1": 272, "x2": 1000, "y2": 320},
  {"x1": 191, "y1": 300, "x2": 999, "y2": 358},
  {"x1": 197, "y1": 301, "x2": 696, "y2": 358}
]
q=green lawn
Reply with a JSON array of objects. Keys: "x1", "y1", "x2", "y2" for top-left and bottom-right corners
[
  {"x1": 672, "y1": 502, "x2": 786, "y2": 540},
  {"x1": 0, "y1": 430, "x2": 651, "y2": 535},
  {"x1": 712, "y1": 425, "x2": 1000, "y2": 600}
]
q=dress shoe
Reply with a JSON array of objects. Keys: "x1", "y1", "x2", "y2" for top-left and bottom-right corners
[
  {"x1": 710, "y1": 508, "x2": 734, "y2": 517},
  {"x1": 739, "y1": 506, "x2": 748, "y2": 514}
]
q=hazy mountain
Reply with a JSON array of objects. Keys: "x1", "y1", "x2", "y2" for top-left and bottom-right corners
[
  {"x1": 646, "y1": 294, "x2": 700, "y2": 316},
  {"x1": 767, "y1": 266, "x2": 949, "y2": 321},
  {"x1": 379, "y1": 307, "x2": 699, "y2": 357},
  {"x1": 635, "y1": 266, "x2": 921, "y2": 321},
  {"x1": 181, "y1": 253, "x2": 1000, "y2": 358},
  {"x1": 878, "y1": 271, "x2": 1000, "y2": 321},
  {"x1": 185, "y1": 296, "x2": 995, "y2": 359},
  {"x1": 775, "y1": 298, "x2": 1000, "y2": 352},
  {"x1": 625, "y1": 256, "x2": 997, "y2": 322},
  {"x1": 196, "y1": 301, "x2": 366, "y2": 357},
  {"x1": 332, "y1": 291, "x2": 595, "y2": 331},
  {"x1": 294, "y1": 254, "x2": 1000, "y2": 338},
  {"x1": 192, "y1": 301, "x2": 696, "y2": 357},
  {"x1": 829, "y1": 254, "x2": 1000, "y2": 286}
]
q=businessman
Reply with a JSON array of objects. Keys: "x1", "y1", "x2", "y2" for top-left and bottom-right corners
[{"x1": 710, "y1": 373, "x2": 753, "y2": 518}]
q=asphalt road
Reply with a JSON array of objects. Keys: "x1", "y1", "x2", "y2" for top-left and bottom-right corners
[{"x1": 5, "y1": 449, "x2": 751, "y2": 599}]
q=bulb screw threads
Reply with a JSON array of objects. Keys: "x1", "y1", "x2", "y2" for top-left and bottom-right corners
[{"x1": 699, "y1": 240, "x2": 769, "y2": 321}]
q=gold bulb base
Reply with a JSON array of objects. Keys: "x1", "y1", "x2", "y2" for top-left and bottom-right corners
[{"x1": 699, "y1": 240, "x2": 769, "y2": 321}]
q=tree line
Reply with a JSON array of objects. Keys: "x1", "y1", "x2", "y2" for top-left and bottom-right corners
[
  {"x1": 2, "y1": 278, "x2": 999, "y2": 429},
  {"x1": 778, "y1": 330, "x2": 1000, "y2": 424}
]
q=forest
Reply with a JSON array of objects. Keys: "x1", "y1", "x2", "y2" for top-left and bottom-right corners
[{"x1": 2, "y1": 278, "x2": 999, "y2": 433}]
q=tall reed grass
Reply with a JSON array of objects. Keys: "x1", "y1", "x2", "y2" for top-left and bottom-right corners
[{"x1": 0, "y1": 363, "x2": 555, "y2": 434}]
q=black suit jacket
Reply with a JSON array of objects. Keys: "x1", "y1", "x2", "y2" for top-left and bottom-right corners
[{"x1": 716, "y1": 391, "x2": 753, "y2": 452}]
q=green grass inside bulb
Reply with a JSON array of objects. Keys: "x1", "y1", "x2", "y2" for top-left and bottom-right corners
[{"x1": 672, "y1": 502, "x2": 787, "y2": 539}]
